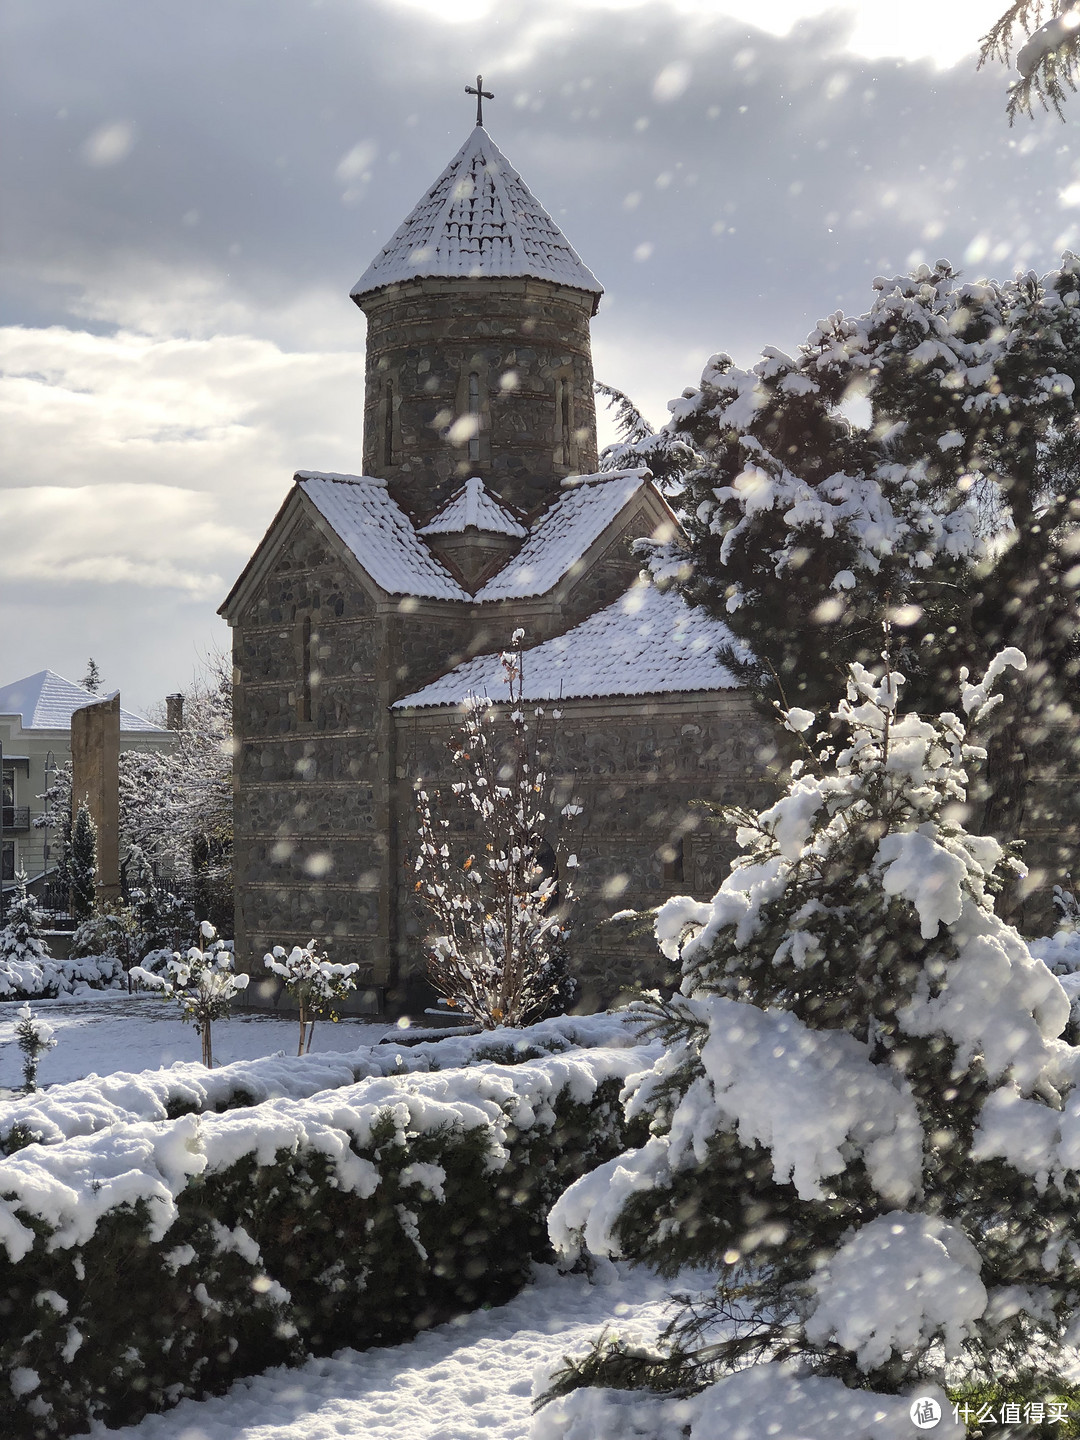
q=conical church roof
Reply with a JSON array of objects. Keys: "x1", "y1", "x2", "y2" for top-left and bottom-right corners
[{"x1": 351, "y1": 126, "x2": 602, "y2": 306}]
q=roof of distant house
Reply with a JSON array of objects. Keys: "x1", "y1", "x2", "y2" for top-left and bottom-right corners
[
  {"x1": 351, "y1": 126, "x2": 602, "y2": 305},
  {"x1": 0, "y1": 671, "x2": 165, "y2": 732},
  {"x1": 298, "y1": 472, "x2": 470, "y2": 600},
  {"x1": 472, "y1": 470, "x2": 652, "y2": 602},
  {"x1": 394, "y1": 581, "x2": 745, "y2": 707},
  {"x1": 418, "y1": 477, "x2": 528, "y2": 539}
]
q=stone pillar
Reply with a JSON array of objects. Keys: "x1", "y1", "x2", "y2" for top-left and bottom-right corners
[{"x1": 71, "y1": 693, "x2": 121, "y2": 909}]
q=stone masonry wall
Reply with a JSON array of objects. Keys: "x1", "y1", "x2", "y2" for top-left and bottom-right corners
[
  {"x1": 231, "y1": 509, "x2": 390, "y2": 990},
  {"x1": 357, "y1": 276, "x2": 598, "y2": 522},
  {"x1": 393, "y1": 692, "x2": 779, "y2": 1008}
]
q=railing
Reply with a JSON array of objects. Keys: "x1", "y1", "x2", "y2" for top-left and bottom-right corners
[{"x1": 0, "y1": 806, "x2": 30, "y2": 831}]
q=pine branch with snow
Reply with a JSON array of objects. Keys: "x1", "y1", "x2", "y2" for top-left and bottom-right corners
[
  {"x1": 540, "y1": 649, "x2": 1080, "y2": 1432},
  {"x1": 412, "y1": 634, "x2": 580, "y2": 1029},
  {"x1": 979, "y1": 2, "x2": 1080, "y2": 119}
]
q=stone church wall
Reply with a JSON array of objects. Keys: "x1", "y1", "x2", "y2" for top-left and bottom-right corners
[
  {"x1": 231, "y1": 511, "x2": 390, "y2": 992},
  {"x1": 392, "y1": 691, "x2": 779, "y2": 1008}
]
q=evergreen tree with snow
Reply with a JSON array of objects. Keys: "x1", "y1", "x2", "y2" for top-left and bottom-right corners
[
  {"x1": 636, "y1": 257, "x2": 1080, "y2": 851},
  {"x1": 80, "y1": 657, "x2": 102, "y2": 695},
  {"x1": 541, "y1": 650, "x2": 1080, "y2": 1437},
  {"x1": 67, "y1": 803, "x2": 97, "y2": 921},
  {"x1": 0, "y1": 872, "x2": 50, "y2": 970},
  {"x1": 15, "y1": 1002, "x2": 56, "y2": 1093}
]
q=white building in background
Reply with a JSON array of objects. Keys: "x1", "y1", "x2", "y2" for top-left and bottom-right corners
[{"x1": 0, "y1": 670, "x2": 173, "y2": 896}]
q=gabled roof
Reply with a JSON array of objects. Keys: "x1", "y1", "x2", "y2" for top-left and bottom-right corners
[
  {"x1": 472, "y1": 469, "x2": 653, "y2": 602},
  {"x1": 298, "y1": 472, "x2": 469, "y2": 600},
  {"x1": 0, "y1": 671, "x2": 164, "y2": 732},
  {"x1": 351, "y1": 126, "x2": 602, "y2": 306},
  {"x1": 394, "y1": 581, "x2": 743, "y2": 708},
  {"x1": 418, "y1": 477, "x2": 527, "y2": 539}
]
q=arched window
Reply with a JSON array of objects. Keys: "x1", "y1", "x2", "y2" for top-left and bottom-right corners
[{"x1": 468, "y1": 371, "x2": 481, "y2": 464}]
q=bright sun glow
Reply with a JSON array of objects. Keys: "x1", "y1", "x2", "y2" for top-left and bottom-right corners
[{"x1": 390, "y1": 0, "x2": 1008, "y2": 69}]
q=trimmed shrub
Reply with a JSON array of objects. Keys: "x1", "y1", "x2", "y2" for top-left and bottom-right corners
[{"x1": 0, "y1": 1047, "x2": 649, "y2": 1437}]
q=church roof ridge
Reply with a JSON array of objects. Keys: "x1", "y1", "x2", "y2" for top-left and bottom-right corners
[
  {"x1": 417, "y1": 476, "x2": 528, "y2": 539},
  {"x1": 350, "y1": 126, "x2": 602, "y2": 304}
]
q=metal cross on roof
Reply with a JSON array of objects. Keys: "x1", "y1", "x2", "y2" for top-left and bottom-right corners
[{"x1": 465, "y1": 74, "x2": 494, "y2": 127}]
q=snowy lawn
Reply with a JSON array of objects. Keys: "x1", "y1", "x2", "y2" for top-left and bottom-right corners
[
  {"x1": 88, "y1": 1261, "x2": 693, "y2": 1440},
  {"x1": 0, "y1": 992, "x2": 391, "y2": 1092}
]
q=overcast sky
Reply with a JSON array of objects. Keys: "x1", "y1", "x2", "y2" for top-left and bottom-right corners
[{"x1": 1, "y1": 0, "x2": 1075, "y2": 714}]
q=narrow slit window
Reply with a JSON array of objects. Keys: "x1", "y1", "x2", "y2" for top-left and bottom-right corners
[
  {"x1": 300, "y1": 616, "x2": 313, "y2": 724},
  {"x1": 468, "y1": 372, "x2": 481, "y2": 463},
  {"x1": 662, "y1": 837, "x2": 684, "y2": 884},
  {"x1": 555, "y1": 378, "x2": 572, "y2": 466},
  {"x1": 382, "y1": 380, "x2": 394, "y2": 468}
]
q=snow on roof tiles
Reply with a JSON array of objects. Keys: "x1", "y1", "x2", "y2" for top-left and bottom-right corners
[
  {"x1": 472, "y1": 470, "x2": 649, "y2": 602},
  {"x1": 394, "y1": 582, "x2": 742, "y2": 708},
  {"x1": 351, "y1": 127, "x2": 602, "y2": 303},
  {"x1": 0, "y1": 671, "x2": 164, "y2": 732},
  {"x1": 298, "y1": 472, "x2": 469, "y2": 600},
  {"x1": 418, "y1": 477, "x2": 527, "y2": 538}
]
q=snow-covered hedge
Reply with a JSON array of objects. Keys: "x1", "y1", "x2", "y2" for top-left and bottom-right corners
[
  {"x1": 0, "y1": 953, "x2": 123, "y2": 1002},
  {"x1": 0, "y1": 1011, "x2": 646, "y2": 1154},
  {"x1": 0, "y1": 1043, "x2": 654, "y2": 1436}
]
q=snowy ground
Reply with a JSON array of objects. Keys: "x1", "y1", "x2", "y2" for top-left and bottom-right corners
[
  {"x1": 89, "y1": 1262, "x2": 686, "y2": 1440},
  {"x1": 0, "y1": 992, "x2": 391, "y2": 1091}
]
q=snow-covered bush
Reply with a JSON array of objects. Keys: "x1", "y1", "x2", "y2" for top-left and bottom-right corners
[
  {"x1": 13, "y1": 1004, "x2": 56, "y2": 1093},
  {"x1": 0, "y1": 1010, "x2": 651, "y2": 1154},
  {"x1": 131, "y1": 921, "x2": 249, "y2": 1066},
  {"x1": 414, "y1": 633, "x2": 580, "y2": 1029},
  {"x1": 1030, "y1": 885, "x2": 1080, "y2": 1042},
  {"x1": 538, "y1": 650, "x2": 1080, "y2": 1437},
  {"x1": 263, "y1": 941, "x2": 359, "y2": 1055},
  {"x1": 0, "y1": 1046, "x2": 650, "y2": 1437}
]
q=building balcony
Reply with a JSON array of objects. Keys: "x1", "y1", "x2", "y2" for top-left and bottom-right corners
[{"x1": 1, "y1": 806, "x2": 31, "y2": 832}]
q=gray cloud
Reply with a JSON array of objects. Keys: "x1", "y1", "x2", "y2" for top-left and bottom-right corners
[{"x1": 0, "y1": 0, "x2": 1074, "y2": 705}]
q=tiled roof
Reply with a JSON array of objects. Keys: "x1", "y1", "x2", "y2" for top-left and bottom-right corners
[
  {"x1": 0, "y1": 671, "x2": 164, "y2": 732},
  {"x1": 394, "y1": 581, "x2": 743, "y2": 707},
  {"x1": 351, "y1": 127, "x2": 602, "y2": 303},
  {"x1": 473, "y1": 470, "x2": 650, "y2": 601},
  {"x1": 418, "y1": 477, "x2": 527, "y2": 539},
  {"x1": 297, "y1": 472, "x2": 469, "y2": 600}
]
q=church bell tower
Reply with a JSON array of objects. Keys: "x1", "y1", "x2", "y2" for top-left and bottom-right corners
[{"x1": 350, "y1": 89, "x2": 603, "y2": 523}]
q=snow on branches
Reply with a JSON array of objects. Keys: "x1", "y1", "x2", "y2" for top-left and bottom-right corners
[
  {"x1": 541, "y1": 650, "x2": 1080, "y2": 1433},
  {"x1": 132, "y1": 921, "x2": 249, "y2": 1067},
  {"x1": 263, "y1": 942, "x2": 359, "y2": 1055},
  {"x1": 412, "y1": 635, "x2": 580, "y2": 1029}
]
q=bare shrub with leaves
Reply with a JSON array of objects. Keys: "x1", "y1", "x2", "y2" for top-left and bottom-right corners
[{"x1": 413, "y1": 633, "x2": 581, "y2": 1029}]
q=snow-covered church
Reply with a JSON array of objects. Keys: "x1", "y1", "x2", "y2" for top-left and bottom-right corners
[{"x1": 220, "y1": 117, "x2": 774, "y2": 1010}]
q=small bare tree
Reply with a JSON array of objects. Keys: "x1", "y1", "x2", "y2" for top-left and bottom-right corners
[
  {"x1": 263, "y1": 941, "x2": 359, "y2": 1055},
  {"x1": 413, "y1": 632, "x2": 581, "y2": 1029}
]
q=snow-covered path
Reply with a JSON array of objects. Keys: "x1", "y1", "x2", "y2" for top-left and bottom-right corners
[{"x1": 90, "y1": 1263, "x2": 685, "y2": 1440}]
